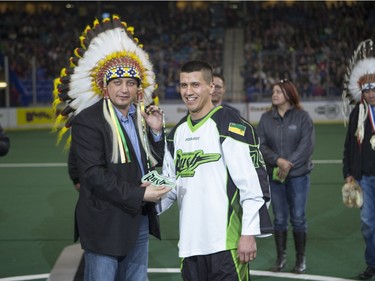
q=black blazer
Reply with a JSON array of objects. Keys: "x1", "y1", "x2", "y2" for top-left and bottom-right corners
[
  {"x1": 343, "y1": 103, "x2": 375, "y2": 180},
  {"x1": 69, "y1": 99, "x2": 164, "y2": 256}
]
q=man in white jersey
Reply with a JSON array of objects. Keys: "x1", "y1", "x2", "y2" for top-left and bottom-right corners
[{"x1": 158, "y1": 60, "x2": 273, "y2": 281}]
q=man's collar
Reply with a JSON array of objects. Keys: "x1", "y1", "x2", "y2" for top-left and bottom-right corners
[{"x1": 114, "y1": 103, "x2": 136, "y2": 121}]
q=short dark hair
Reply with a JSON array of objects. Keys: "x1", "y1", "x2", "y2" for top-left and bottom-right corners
[
  {"x1": 180, "y1": 60, "x2": 213, "y2": 84},
  {"x1": 213, "y1": 73, "x2": 225, "y2": 86}
]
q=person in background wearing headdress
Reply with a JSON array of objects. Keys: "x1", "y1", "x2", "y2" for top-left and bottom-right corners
[
  {"x1": 52, "y1": 16, "x2": 171, "y2": 281},
  {"x1": 211, "y1": 73, "x2": 241, "y2": 116},
  {"x1": 158, "y1": 60, "x2": 273, "y2": 281},
  {"x1": 0, "y1": 123, "x2": 10, "y2": 156},
  {"x1": 343, "y1": 48, "x2": 375, "y2": 280},
  {"x1": 256, "y1": 79, "x2": 315, "y2": 274}
]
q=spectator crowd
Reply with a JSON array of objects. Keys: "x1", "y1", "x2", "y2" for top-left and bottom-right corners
[{"x1": 1, "y1": 1, "x2": 375, "y2": 105}]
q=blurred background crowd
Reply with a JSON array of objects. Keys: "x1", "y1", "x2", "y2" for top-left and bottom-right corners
[{"x1": 0, "y1": 1, "x2": 375, "y2": 106}]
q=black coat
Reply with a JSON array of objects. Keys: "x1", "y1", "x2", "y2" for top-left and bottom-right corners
[
  {"x1": 343, "y1": 103, "x2": 375, "y2": 180},
  {"x1": 69, "y1": 99, "x2": 163, "y2": 256}
]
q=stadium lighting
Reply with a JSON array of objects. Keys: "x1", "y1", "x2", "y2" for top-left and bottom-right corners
[
  {"x1": 0, "y1": 82, "x2": 7, "y2": 89},
  {"x1": 102, "y1": 12, "x2": 110, "y2": 19}
]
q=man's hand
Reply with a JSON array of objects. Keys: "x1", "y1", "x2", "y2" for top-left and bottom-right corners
[
  {"x1": 237, "y1": 235, "x2": 257, "y2": 264},
  {"x1": 74, "y1": 183, "x2": 80, "y2": 191},
  {"x1": 345, "y1": 175, "x2": 355, "y2": 184},
  {"x1": 141, "y1": 105, "x2": 163, "y2": 134},
  {"x1": 141, "y1": 182, "x2": 171, "y2": 202}
]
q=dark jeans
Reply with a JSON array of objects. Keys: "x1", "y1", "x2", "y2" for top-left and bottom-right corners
[
  {"x1": 83, "y1": 215, "x2": 149, "y2": 281},
  {"x1": 359, "y1": 176, "x2": 375, "y2": 267},
  {"x1": 270, "y1": 174, "x2": 310, "y2": 232}
]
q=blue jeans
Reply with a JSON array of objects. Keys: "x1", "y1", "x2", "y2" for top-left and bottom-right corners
[
  {"x1": 84, "y1": 214, "x2": 149, "y2": 281},
  {"x1": 270, "y1": 174, "x2": 310, "y2": 232},
  {"x1": 359, "y1": 176, "x2": 375, "y2": 268}
]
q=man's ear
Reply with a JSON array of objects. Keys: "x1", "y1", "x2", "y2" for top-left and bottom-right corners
[{"x1": 209, "y1": 82, "x2": 215, "y2": 95}]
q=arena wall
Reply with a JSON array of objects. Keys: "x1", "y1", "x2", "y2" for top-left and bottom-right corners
[{"x1": 0, "y1": 100, "x2": 346, "y2": 130}]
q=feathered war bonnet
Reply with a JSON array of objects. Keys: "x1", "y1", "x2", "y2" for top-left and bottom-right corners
[
  {"x1": 52, "y1": 15, "x2": 159, "y2": 165},
  {"x1": 342, "y1": 39, "x2": 374, "y2": 144}
]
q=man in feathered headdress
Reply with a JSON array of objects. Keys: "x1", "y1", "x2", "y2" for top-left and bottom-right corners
[
  {"x1": 342, "y1": 39, "x2": 375, "y2": 280},
  {"x1": 52, "y1": 15, "x2": 171, "y2": 280}
]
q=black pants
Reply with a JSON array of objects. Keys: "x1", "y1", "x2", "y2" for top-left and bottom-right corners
[{"x1": 181, "y1": 250, "x2": 249, "y2": 281}]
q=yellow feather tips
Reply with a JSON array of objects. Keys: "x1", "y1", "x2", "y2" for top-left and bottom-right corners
[
  {"x1": 93, "y1": 18, "x2": 100, "y2": 28},
  {"x1": 52, "y1": 76, "x2": 62, "y2": 113},
  {"x1": 84, "y1": 25, "x2": 91, "y2": 34},
  {"x1": 69, "y1": 57, "x2": 76, "y2": 68},
  {"x1": 52, "y1": 68, "x2": 67, "y2": 100},
  {"x1": 79, "y1": 36, "x2": 86, "y2": 49},
  {"x1": 64, "y1": 135, "x2": 72, "y2": 152},
  {"x1": 56, "y1": 124, "x2": 69, "y2": 145},
  {"x1": 153, "y1": 96, "x2": 160, "y2": 106},
  {"x1": 127, "y1": 26, "x2": 134, "y2": 35},
  {"x1": 53, "y1": 77, "x2": 60, "y2": 96},
  {"x1": 52, "y1": 114, "x2": 66, "y2": 133},
  {"x1": 60, "y1": 68, "x2": 66, "y2": 77},
  {"x1": 102, "y1": 17, "x2": 111, "y2": 23},
  {"x1": 52, "y1": 99, "x2": 61, "y2": 115},
  {"x1": 52, "y1": 89, "x2": 60, "y2": 102},
  {"x1": 74, "y1": 48, "x2": 82, "y2": 58}
]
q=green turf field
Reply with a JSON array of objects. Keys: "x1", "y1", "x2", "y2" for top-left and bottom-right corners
[{"x1": 0, "y1": 124, "x2": 365, "y2": 281}]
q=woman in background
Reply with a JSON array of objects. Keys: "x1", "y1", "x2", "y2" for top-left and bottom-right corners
[{"x1": 256, "y1": 79, "x2": 315, "y2": 274}]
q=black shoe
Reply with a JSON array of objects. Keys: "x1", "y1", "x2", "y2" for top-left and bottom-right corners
[
  {"x1": 270, "y1": 255, "x2": 286, "y2": 272},
  {"x1": 359, "y1": 267, "x2": 375, "y2": 280},
  {"x1": 292, "y1": 254, "x2": 306, "y2": 274}
]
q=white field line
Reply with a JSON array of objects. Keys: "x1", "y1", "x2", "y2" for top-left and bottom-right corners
[
  {"x1": 313, "y1": 160, "x2": 341, "y2": 164},
  {"x1": 0, "y1": 274, "x2": 49, "y2": 281},
  {"x1": 0, "y1": 163, "x2": 67, "y2": 168},
  {"x1": 250, "y1": 270, "x2": 356, "y2": 280},
  {"x1": 0, "y1": 159, "x2": 350, "y2": 281},
  {"x1": 0, "y1": 270, "x2": 357, "y2": 281}
]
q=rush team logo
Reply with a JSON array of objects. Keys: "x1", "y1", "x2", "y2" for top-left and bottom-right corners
[{"x1": 175, "y1": 149, "x2": 221, "y2": 178}]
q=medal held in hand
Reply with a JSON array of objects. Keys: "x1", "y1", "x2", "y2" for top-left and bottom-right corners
[
  {"x1": 141, "y1": 170, "x2": 176, "y2": 188},
  {"x1": 138, "y1": 90, "x2": 175, "y2": 188}
]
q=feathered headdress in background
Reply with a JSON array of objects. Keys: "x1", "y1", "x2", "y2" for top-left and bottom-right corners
[
  {"x1": 52, "y1": 15, "x2": 158, "y2": 165},
  {"x1": 342, "y1": 39, "x2": 374, "y2": 144}
]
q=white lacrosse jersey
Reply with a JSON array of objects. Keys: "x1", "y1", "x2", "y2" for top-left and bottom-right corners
[{"x1": 160, "y1": 106, "x2": 272, "y2": 258}]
